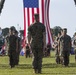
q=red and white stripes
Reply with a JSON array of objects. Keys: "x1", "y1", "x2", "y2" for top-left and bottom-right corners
[
  {"x1": 23, "y1": 7, "x2": 39, "y2": 37},
  {"x1": 23, "y1": 0, "x2": 53, "y2": 46},
  {"x1": 44, "y1": 0, "x2": 53, "y2": 46}
]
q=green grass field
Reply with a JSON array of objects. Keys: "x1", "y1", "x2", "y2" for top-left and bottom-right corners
[{"x1": 0, "y1": 51, "x2": 76, "y2": 75}]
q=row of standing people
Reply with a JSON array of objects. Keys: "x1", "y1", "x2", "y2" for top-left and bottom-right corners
[
  {"x1": 5, "y1": 13, "x2": 46, "y2": 72},
  {"x1": 53, "y1": 28, "x2": 71, "y2": 67}
]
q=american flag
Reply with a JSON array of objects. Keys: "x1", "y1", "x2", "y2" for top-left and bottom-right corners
[{"x1": 23, "y1": 0, "x2": 53, "y2": 46}]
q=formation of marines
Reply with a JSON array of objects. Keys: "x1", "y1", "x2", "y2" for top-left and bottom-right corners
[
  {"x1": 1, "y1": 13, "x2": 76, "y2": 74},
  {"x1": 0, "y1": 0, "x2": 76, "y2": 74},
  {"x1": 4, "y1": 14, "x2": 46, "y2": 74},
  {"x1": 53, "y1": 28, "x2": 71, "y2": 66}
]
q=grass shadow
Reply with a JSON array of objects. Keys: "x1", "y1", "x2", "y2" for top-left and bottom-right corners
[
  {"x1": 0, "y1": 64, "x2": 32, "y2": 69},
  {"x1": 69, "y1": 63, "x2": 76, "y2": 67},
  {"x1": 17, "y1": 64, "x2": 32, "y2": 69},
  {"x1": 0, "y1": 64, "x2": 9, "y2": 69},
  {"x1": 43, "y1": 62, "x2": 76, "y2": 68},
  {"x1": 43, "y1": 63, "x2": 61, "y2": 68},
  {"x1": 0, "y1": 63, "x2": 76, "y2": 69}
]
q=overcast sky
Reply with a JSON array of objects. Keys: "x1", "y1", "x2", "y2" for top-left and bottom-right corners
[{"x1": 0, "y1": 0, "x2": 76, "y2": 37}]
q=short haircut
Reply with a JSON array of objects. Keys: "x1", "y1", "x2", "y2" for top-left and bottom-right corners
[
  {"x1": 15, "y1": 30, "x2": 18, "y2": 34},
  {"x1": 34, "y1": 13, "x2": 39, "y2": 18},
  {"x1": 10, "y1": 26, "x2": 16, "y2": 32},
  {"x1": 63, "y1": 28, "x2": 67, "y2": 31},
  {"x1": 63, "y1": 28, "x2": 67, "y2": 32}
]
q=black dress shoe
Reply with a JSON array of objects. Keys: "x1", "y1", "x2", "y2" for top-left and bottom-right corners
[
  {"x1": 11, "y1": 65, "x2": 15, "y2": 68},
  {"x1": 38, "y1": 69, "x2": 41, "y2": 74},
  {"x1": 65, "y1": 65, "x2": 68, "y2": 67},
  {"x1": 34, "y1": 69, "x2": 38, "y2": 74}
]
